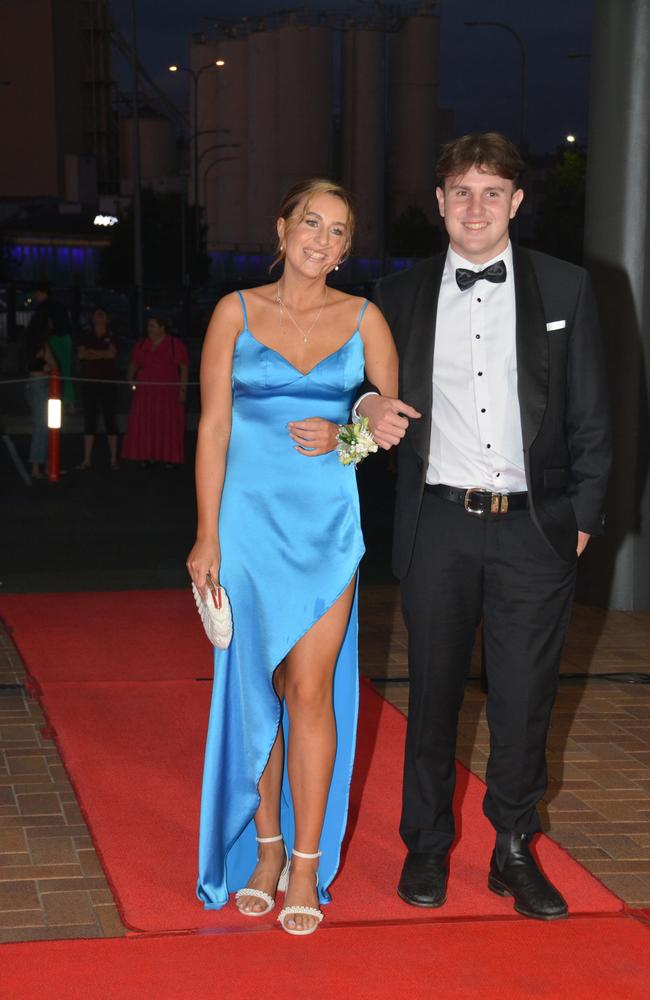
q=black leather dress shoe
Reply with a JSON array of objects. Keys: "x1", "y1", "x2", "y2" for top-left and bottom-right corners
[
  {"x1": 488, "y1": 832, "x2": 568, "y2": 920},
  {"x1": 397, "y1": 850, "x2": 448, "y2": 908}
]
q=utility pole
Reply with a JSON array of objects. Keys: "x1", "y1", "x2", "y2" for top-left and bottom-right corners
[{"x1": 131, "y1": 0, "x2": 144, "y2": 336}]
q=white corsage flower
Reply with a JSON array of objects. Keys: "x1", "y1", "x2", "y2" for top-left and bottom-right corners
[{"x1": 336, "y1": 416, "x2": 378, "y2": 467}]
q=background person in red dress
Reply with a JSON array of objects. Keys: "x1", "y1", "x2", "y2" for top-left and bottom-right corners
[{"x1": 122, "y1": 316, "x2": 189, "y2": 467}]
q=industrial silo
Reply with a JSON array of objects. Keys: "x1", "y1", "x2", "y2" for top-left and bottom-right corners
[
  {"x1": 192, "y1": 33, "x2": 247, "y2": 250},
  {"x1": 390, "y1": 9, "x2": 440, "y2": 222},
  {"x1": 119, "y1": 111, "x2": 175, "y2": 191},
  {"x1": 246, "y1": 23, "x2": 281, "y2": 247},
  {"x1": 342, "y1": 22, "x2": 385, "y2": 256},
  {"x1": 275, "y1": 21, "x2": 333, "y2": 198}
]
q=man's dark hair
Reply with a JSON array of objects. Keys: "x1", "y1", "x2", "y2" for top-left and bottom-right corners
[{"x1": 437, "y1": 133, "x2": 526, "y2": 187}]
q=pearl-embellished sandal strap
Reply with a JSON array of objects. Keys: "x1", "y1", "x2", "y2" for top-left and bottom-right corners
[
  {"x1": 234, "y1": 887, "x2": 274, "y2": 907},
  {"x1": 278, "y1": 905, "x2": 323, "y2": 922},
  {"x1": 292, "y1": 849, "x2": 322, "y2": 859},
  {"x1": 256, "y1": 835, "x2": 283, "y2": 843}
]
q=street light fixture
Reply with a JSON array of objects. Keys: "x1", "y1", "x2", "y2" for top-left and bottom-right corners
[
  {"x1": 465, "y1": 21, "x2": 526, "y2": 150},
  {"x1": 168, "y1": 60, "x2": 226, "y2": 250},
  {"x1": 566, "y1": 134, "x2": 577, "y2": 144}
]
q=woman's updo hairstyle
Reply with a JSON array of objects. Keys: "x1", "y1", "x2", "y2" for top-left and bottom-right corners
[{"x1": 271, "y1": 178, "x2": 356, "y2": 272}]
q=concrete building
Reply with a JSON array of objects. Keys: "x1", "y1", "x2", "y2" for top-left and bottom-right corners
[
  {"x1": 119, "y1": 111, "x2": 180, "y2": 196},
  {"x1": 0, "y1": 0, "x2": 115, "y2": 203}
]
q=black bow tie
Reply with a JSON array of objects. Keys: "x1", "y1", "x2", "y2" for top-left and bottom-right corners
[{"x1": 455, "y1": 259, "x2": 507, "y2": 291}]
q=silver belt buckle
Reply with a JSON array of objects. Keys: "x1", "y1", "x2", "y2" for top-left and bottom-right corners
[{"x1": 463, "y1": 487, "x2": 486, "y2": 515}]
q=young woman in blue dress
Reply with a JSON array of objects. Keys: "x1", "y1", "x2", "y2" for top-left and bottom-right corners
[{"x1": 187, "y1": 179, "x2": 416, "y2": 935}]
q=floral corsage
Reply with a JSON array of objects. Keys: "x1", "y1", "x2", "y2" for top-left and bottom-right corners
[{"x1": 336, "y1": 417, "x2": 378, "y2": 467}]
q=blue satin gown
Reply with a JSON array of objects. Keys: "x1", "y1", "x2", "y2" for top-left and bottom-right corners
[{"x1": 197, "y1": 290, "x2": 367, "y2": 909}]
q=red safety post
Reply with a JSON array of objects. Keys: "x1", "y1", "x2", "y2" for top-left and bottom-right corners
[{"x1": 47, "y1": 372, "x2": 61, "y2": 483}]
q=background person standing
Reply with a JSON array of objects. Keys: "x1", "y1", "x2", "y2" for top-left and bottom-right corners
[
  {"x1": 122, "y1": 316, "x2": 189, "y2": 467},
  {"x1": 77, "y1": 308, "x2": 119, "y2": 471},
  {"x1": 23, "y1": 312, "x2": 59, "y2": 479},
  {"x1": 33, "y1": 283, "x2": 76, "y2": 413}
]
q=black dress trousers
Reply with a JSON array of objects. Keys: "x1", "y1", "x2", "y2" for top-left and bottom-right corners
[{"x1": 399, "y1": 490, "x2": 577, "y2": 855}]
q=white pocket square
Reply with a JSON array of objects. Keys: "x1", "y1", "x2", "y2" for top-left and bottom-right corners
[{"x1": 546, "y1": 320, "x2": 566, "y2": 331}]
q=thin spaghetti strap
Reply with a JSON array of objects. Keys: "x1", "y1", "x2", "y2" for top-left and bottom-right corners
[
  {"x1": 356, "y1": 298, "x2": 369, "y2": 329},
  {"x1": 236, "y1": 290, "x2": 249, "y2": 330}
]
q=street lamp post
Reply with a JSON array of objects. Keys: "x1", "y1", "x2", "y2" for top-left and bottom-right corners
[
  {"x1": 203, "y1": 156, "x2": 239, "y2": 219},
  {"x1": 465, "y1": 21, "x2": 526, "y2": 150},
  {"x1": 169, "y1": 60, "x2": 225, "y2": 254}
]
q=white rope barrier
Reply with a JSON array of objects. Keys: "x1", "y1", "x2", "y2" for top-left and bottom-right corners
[{"x1": 0, "y1": 375, "x2": 200, "y2": 387}]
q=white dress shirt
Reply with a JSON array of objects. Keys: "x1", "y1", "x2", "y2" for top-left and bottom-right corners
[{"x1": 426, "y1": 242, "x2": 527, "y2": 493}]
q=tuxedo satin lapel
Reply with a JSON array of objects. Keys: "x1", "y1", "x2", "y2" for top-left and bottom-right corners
[
  {"x1": 401, "y1": 255, "x2": 445, "y2": 462},
  {"x1": 514, "y1": 248, "x2": 549, "y2": 448}
]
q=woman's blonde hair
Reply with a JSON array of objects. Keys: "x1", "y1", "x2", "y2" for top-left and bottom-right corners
[{"x1": 270, "y1": 178, "x2": 356, "y2": 272}]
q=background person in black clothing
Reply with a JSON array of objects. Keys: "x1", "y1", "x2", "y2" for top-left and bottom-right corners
[
  {"x1": 33, "y1": 283, "x2": 76, "y2": 413},
  {"x1": 24, "y1": 313, "x2": 59, "y2": 479},
  {"x1": 77, "y1": 308, "x2": 119, "y2": 470}
]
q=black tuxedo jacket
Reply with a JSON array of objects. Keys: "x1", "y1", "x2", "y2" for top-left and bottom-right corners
[{"x1": 374, "y1": 246, "x2": 612, "y2": 578}]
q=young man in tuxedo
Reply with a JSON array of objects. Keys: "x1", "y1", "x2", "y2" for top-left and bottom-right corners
[{"x1": 358, "y1": 133, "x2": 611, "y2": 919}]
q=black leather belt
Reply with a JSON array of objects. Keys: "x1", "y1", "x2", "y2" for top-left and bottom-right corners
[{"x1": 425, "y1": 483, "x2": 529, "y2": 515}]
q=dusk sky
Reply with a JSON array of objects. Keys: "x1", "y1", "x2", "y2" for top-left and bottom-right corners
[{"x1": 110, "y1": 0, "x2": 593, "y2": 154}]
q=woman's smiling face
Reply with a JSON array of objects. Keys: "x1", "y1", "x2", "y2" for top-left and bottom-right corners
[{"x1": 278, "y1": 192, "x2": 350, "y2": 277}]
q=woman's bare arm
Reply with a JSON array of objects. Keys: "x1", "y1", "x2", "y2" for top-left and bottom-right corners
[
  {"x1": 358, "y1": 301, "x2": 399, "y2": 399},
  {"x1": 186, "y1": 293, "x2": 241, "y2": 591},
  {"x1": 357, "y1": 302, "x2": 420, "y2": 449}
]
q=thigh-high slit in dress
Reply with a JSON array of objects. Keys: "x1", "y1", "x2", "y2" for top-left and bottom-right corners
[{"x1": 197, "y1": 292, "x2": 367, "y2": 909}]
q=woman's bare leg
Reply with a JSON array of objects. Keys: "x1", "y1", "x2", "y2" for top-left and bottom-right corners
[{"x1": 282, "y1": 577, "x2": 356, "y2": 931}]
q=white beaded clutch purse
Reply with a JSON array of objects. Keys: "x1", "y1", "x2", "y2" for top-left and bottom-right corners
[{"x1": 191, "y1": 574, "x2": 233, "y2": 649}]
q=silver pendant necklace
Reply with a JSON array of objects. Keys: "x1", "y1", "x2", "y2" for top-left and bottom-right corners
[{"x1": 275, "y1": 283, "x2": 328, "y2": 343}]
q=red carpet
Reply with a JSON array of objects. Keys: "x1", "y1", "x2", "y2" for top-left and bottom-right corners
[
  {"x1": 34, "y1": 678, "x2": 619, "y2": 933},
  {"x1": 0, "y1": 591, "x2": 624, "y2": 936},
  {"x1": 0, "y1": 590, "x2": 209, "y2": 683},
  {"x1": 2, "y1": 917, "x2": 650, "y2": 1000},
  {"x1": 2, "y1": 590, "x2": 646, "y2": 1000}
]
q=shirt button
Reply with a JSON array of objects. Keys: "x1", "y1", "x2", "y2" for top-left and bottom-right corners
[
  {"x1": 478, "y1": 371, "x2": 483, "y2": 376},
  {"x1": 477, "y1": 298, "x2": 482, "y2": 303},
  {"x1": 496, "y1": 472, "x2": 500, "y2": 477},
  {"x1": 481, "y1": 408, "x2": 486, "y2": 413},
  {"x1": 486, "y1": 443, "x2": 491, "y2": 449},
  {"x1": 475, "y1": 334, "x2": 480, "y2": 339}
]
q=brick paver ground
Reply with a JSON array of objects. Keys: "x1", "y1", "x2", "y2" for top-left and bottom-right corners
[
  {"x1": 1, "y1": 587, "x2": 649, "y2": 941},
  {"x1": 0, "y1": 627, "x2": 124, "y2": 943}
]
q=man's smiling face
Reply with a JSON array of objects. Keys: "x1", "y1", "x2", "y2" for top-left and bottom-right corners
[{"x1": 436, "y1": 165, "x2": 524, "y2": 264}]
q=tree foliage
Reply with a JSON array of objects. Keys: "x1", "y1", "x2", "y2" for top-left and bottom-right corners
[{"x1": 535, "y1": 151, "x2": 586, "y2": 265}]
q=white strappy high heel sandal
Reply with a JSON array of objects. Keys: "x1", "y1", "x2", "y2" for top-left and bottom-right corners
[
  {"x1": 234, "y1": 835, "x2": 289, "y2": 917},
  {"x1": 277, "y1": 849, "x2": 324, "y2": 936}
]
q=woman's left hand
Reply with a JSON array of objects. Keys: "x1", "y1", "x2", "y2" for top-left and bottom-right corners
[{"x1": 288, "y1": 417, "x2": 339, "y2": 456}]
